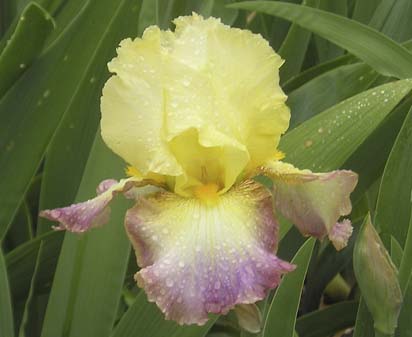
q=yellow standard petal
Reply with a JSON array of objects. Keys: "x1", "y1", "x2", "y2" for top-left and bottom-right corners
[{"x1": 101, "y1": 13, "x2": 290, "y2": 197}]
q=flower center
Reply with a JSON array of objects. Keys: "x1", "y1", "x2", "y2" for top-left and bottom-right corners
[{"x1": 193, "y1": 183, "x2": 220, "y2": 204}]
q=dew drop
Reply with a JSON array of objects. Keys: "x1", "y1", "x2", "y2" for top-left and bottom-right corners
[{"x1": 304, "y1": 139, "x2": 313, "y2": 148}]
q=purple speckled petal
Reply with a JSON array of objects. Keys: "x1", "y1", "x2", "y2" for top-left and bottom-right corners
[
  {"x1": 329, "y1": 219, "x2": 353, "y2": 250},
  {"x1": 40, "y1": 177, "x2": 143, "y2": 233},
  {"x1": 261, "y1": 161, "x2": 358, "y2": 250},
  {"x1": 124, "y1": 180, "x2": 295, "y2": 325}
]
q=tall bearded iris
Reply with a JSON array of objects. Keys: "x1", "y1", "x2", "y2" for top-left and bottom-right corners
[{"x1": 41, "y1": 14, "x2": 358, "y2": 325}]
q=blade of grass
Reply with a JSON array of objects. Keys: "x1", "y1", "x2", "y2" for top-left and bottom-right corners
[
  {"x1": 138, "y1": 0, "x2": 159, "y2": 35},
  {"x1": 399, "y1": 210, "x2": 412, "y2": 291},
  {"x1": 288, "y1": 62, "x2": 377, "y2": 128},
  {"x1": 296, "y1": 300, "x2": 358, "y2": 337},
  {"x1": 280, "y1": 79, "x2": 412, "y2": 171},
  {"x1": 395, "y1": 273, "x2": 412, "y2": 337},
  {"x1": 352, "y1": 0, "x2": 381, "y2": 24},
  {"x1": 353, "y1": 300, "x2": 374, "y2": 337},
  {"x1": 262, "y1": 238, "x2": 315, "y2": 337},
  {"x1": 40, "y1": 134, "x2": 131, "y2": 337},
  {"x1": 344, "y1": 94, "x2": 412, "y2": 203},
  {"x1": 278, "y1": 0, "x2": 320, "y2": 82},
  {"x1": 17, "y1": 243, "x2": 43, "y2": 337},
  {"x1": 314, "y1": 0, "x2": 347, "y2": 62},
  {"x1": 304, "y1": 226, "x2": 358, "y2": 311},
  {"x1": 0, "y1": 1, "x2": 90, "y2": 240},
  {"x1": 4, "y1": 201, "x2": 33, "y2": 252},
  {"x1": 375, "y1": 107, "x2": 412, "y2": 246},
  {"x1": 6, "y1": 230, "x2": 64, "y2": 300},
  {"x1": 381, "y1": 0, "x2": 412, "y2": 42},
  {"x1": 229, "y1": 1, "x2": 412, "y2": 78},
  {"x1": 37, "y1": 0, "x2": 140, "y2": 234},
  {"x1": 391, "y1": 236, "x2": 404, "y2": 269},
  {"x1": 283, "y1": 54, "x2": 355, "y2": 93},
  {"x1": 0, "y1": 247, "x2": 14, "y2": 337},
  {"x1": 0, "y1": 2, "x2": 55, "y2": 97}
]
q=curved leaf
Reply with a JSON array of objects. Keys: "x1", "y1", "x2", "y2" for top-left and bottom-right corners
[
  {"x1": 375, "y1": 107, "x2": 412, "y2": 248},
  {"x1": 263, "y1": 239, "x2": 315, "y2": 337},
  {"x1": 229, "y1": 1, "x2": 412, "y2": 78},
  {"x1": 296, "y1": 300, "x2": 358, "y2": 337},
  {"x1": 280, "y1": 79, "x2": 412, "y2": 171},
  {"x1": 0, "y1": 2, "x2": 55, "y2": 97},
  {"x1": 0, "y1": 248, "x2": 14, "y2": 337}
]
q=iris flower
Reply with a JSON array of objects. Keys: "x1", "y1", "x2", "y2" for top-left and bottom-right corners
[{"x1": 41, "y1": 14, "x2": 358, "y2": 325}]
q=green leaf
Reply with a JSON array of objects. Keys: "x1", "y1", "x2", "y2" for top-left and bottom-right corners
[
  {"x1": 283, "y1": 54, "x2": 355, "y2": 93},
  {"x1": 314, "y1": 0, "x2": 347, "y2": 62},
  {"x1": 391, "y1": 236, "x2": 404, "y2": 269},
  {"x1": 396, "y1": 273, "x2": 412, "y2": 337},
  {"x1": 278, "y1": 0, "x2": 320, "y2": 82},
  {"x1": 0, "y1": 0, "x2": 17, "y2": 37},
  {"x1": 138, "y1": 0, "x2": 159, "y2": 35},
  {"x1": 229, "y1": 1, "x2": 412, "y2": 79},
  {"x1": 4, "y1": 201, "x2": 33, "y2": 252},
  {"x1": 352, "y1": 0, "x2": 381, "y2": 25},
  {"x1": 0, "y1": 0, "x2": 138, "y2": 240},
  {"x1": 399, "y1": 211, "x2": 412, "y2": 292},
  {"x1": 368, "y1": 0, "x2": 395, "y2": 31},
  {"x1": 353, "y1": 300, "x2": 375, "y2": 337},
  {"x1": 295, "y1": 300, "x2": 358, "y2": 337},
  {"x1": 37, "y1": 0, "x2": 140, "y2": 234},
  {"x1": 344, "y1": 95, "x2": 412, "y2": 203},
  {"x1": 304, "y1": 228, "x2": 357, "y2": 311},
  {"x1": 287, "y1": 62, "x2": 377, "y2": 128},
  {"x1": 111, "y1": 292, "x2": 216, "y2": 337},
  {"x1": 381, "y1": 0, "x2": 412, "y2": 42},
  {"x1": 280, "y1": 79, "x2": 412, "y2": 171},
  {"x1": 0, "y1": 248, "x2": 14, "y2": 337},
  {"x1": 197, "y1": 0, "x2": 239, "y2": 25},
  {"x1": 0, "y1": 2, "x2": 55, "y2": 97},
  {"x1": 375, "y1": 107, "x2": 412, "y2": 247},
  {"x1": 17, "y1": 243, "x2": 43, "y2": 337},
  {"x1": 6, "y1": 230, "x2": 64, "y2": 300},
  {"x1": 262, "y1": 238, "x2": 315, "y2": 337},
  {"x1": 40, "y1": 135, "x2": 131, "y2": 337}
]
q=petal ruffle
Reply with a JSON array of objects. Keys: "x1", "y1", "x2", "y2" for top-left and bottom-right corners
[
  {"x1": 40, "y1": 177, "x2": 144, "y2": 233},
  {"x1": 124, "y1": 180, "x2": 294, "y2": 325},
  {"x1": 101, "y1": 14, "x2": 290, "y2": 196},
  {"x1": 260, "y1": 161, "x2": 358, "y2": 250},
  {"x1": 329, "y1": 219, "x2": 353, "y2": 251}
]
